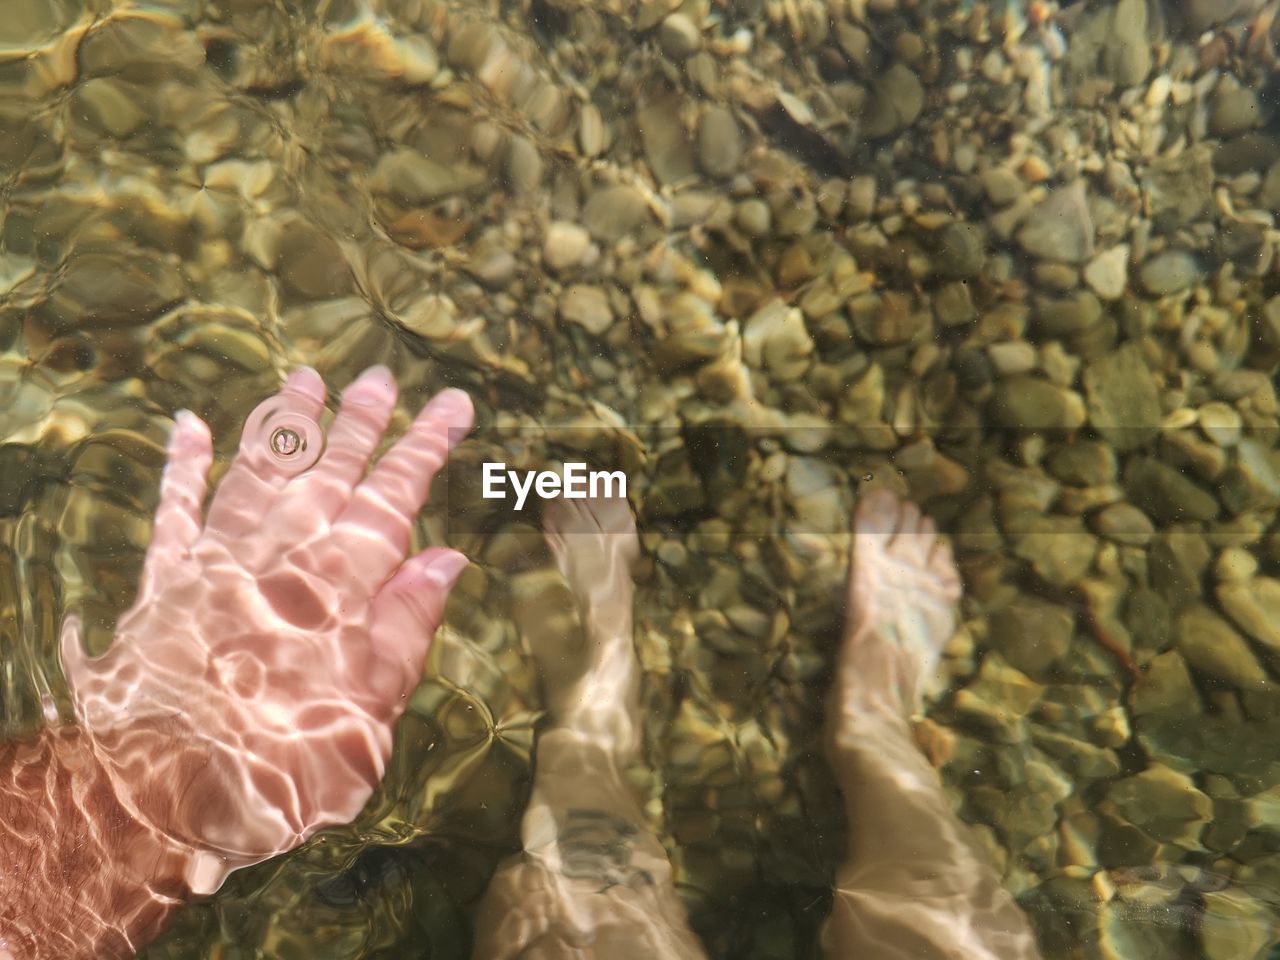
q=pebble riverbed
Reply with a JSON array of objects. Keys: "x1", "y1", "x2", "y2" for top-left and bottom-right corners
[{"x1": 3, "y1": 0, "x2": 1280, "y2": 957}]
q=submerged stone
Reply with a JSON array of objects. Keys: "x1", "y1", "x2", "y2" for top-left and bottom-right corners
[
  {"x1": 1105, "y1": 764, "x2": 1212, "y2": 847},
  {"x1": 1217, "y1": 577, "x2": 1280, "y2": 652},
  {"x1": 1082, "y1": 344, "x2": 1160, "y2": 452},
  {"x1": 1177, "y1": 604, "x2": 1270, "y2": 691}
]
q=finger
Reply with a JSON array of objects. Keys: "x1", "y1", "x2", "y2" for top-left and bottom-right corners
[
  {"x1": 59, "y1": 612, "x2": 90, "y2": 694},
  {"x1": 288, "y1": 366, "x2": 398, "y2": 522},
  {"x1": 205, "y1": 367, "x2": 327, "y2": 539},
  {"x1": 146, "y1": 410, "x2": 213, "y2": 567},
  {"x1": 369, "y1": 548, "x2": 469, "y2": 700},
  {"x1": 333, "y1": 388, "x2": 473, "y2": 590}
]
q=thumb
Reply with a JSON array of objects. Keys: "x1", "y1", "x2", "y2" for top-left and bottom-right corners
[
  {"x1": 146, "y1": 410, "x2": 213, "y2": 569},
  {"x1": 370, "y1": 548, "x2": 469, "y2": 688}
]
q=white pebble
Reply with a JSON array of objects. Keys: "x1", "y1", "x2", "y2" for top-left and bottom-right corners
[
  {"x1": 987, "y1": 340, "x2": 1037, "y2": 376},
  {"x1": 1146, "y1": 74, "x2": 1171, "y2": 107},
  {"x1": 1198, "y1": 401, "x2": 1243, "y2": 447},
  {"x1": 543, "y1": 221, "x2": 591, "y2": 271},
  {"x1": 1215, "y1": 547, "x2": 1258, "y2": 582}
]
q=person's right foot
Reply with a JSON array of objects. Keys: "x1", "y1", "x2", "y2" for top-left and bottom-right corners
[{"x1": 835, "y1": 489, "x2": 961, "y2": 721}]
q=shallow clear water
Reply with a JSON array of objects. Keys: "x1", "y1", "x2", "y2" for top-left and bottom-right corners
[{"x1": 4, "y1": 0, "x2": 1280, "y2": 957}]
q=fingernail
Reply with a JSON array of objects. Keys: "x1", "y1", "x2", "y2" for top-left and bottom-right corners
[
  {"x1": 285, "y1": 366, "x2": 326, "y2": 401},
  {"x1": 346, "y1": 367, "x2": 394, "y2": 407},
  {"x1": 424, "y1": 388, "x2": 473, "y2": 424},
  {"x1": 422, "y1": 551, "x2": 469, "y2": 590},
  {"x1": 171, "y1": 409, "x2": 200, "y2": 441}
]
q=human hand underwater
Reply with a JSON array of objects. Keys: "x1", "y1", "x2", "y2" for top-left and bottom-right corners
[{"x1": 60, "y1": 366, "x2": 473, "y2": 893}]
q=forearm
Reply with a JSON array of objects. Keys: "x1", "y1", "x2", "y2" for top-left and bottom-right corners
[{"x1": 0, "y1": 725, "x2": 195, "y2": 960}]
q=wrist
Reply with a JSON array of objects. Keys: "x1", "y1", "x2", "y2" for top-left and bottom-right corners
[
  {"x1": 67, "y1": 624, "x2": 260, "y2": 893},
  {"x1": 87, "y1": 714, "x2": 243, "y2": 895},
  {"x1": 0, "y1": 725, "x2": 198, "y2": 958}
]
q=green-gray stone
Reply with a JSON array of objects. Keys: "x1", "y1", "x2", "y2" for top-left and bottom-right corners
[
  {"x1": 1144, "y1": 145, "x2": 1214, "y2": 228},
  {"x1": 1177, "y1": 604, "x2": 1270, "y2": 691},
  {"x1": 1148, "y1": 529, "x2": 1213, "y2": 610},
  {"x1": 45, "y1": 250, "x2": 185, "y2": 329},
  {"x1": 1082, "y1": 343, "x2": 1161, "y2": 451},
  {"x1": 933, "y1": 221, "x2": 986, "y2": 279},
  {"x1": 1217, "y1": 577, "x2": 1280, "y2": 652},
  {"x1": 369, "y1": 147, "x2": 485, "y2": 204},
  {"x1": 1106, "y1": 764, "x2": 1212, "y2": 846},
  {"x1": 1017, "y1": 183, "x2": 1094, "y2": 264},
  {"x1": 1219, "y1": 440, "x2": 1280, "y2": 514},
  {"x1": 1204, "y1": 794, "x2": 1250, "y2": 853},
  {"x1": 952, "y1": 653, "x2": 1045, "y2": 742},
  {"x1": 583, "y1": 184, "x2": 652, "y2": 243},
  {"x1": 697, "y1": 106, "x2": 742, "y2": 179},
  {"x1": 1124, "y1": 458, "x2": 1219, "y2": 524},
  {"x1": 1210, "y1": 75, "x2": 1262, "y2": 138},
  {"x1": 1030, "y1": 724, "x2": 1121, "y2": 779},
  {"x1": 1033, "y1": 290, "x2": 1103, "y2": 338},
  {"x1": 1124, "y1": 587, "x2": 1173, "y2": 653},
  {"x1": 1201, "y1": 889, "x2": 1276, "y2": 960},
  {"x1": 1129, "y1": 651, "x2": 1199, "y2": 717},
  {"x1": 1104, "y1": 0, "x2": 1152, "y2": 86},
  {"x1": 989, "y1": 597, "x2": 1075, "y2": 678},
  {"x1": 1096, "y1": 894, "x2": 1194, "y2": 959},
  {"x1": 72, "y1": 78, "x2": 149, "y2": 139},
  {"x1": 990, "y1": 377, "x2": 1079, "y2": 430},
  {"x1": 1139, "y1": 251, "x2": 1201, "y2": 297},
  {"x1": 1097, "y1": 813, "x2": 1162, "y2": 868},
  {"x1": 1092, "y1": 502, "x2": 1156, "y2": 546},
  {"x1": 1047, "y1": 440, "x2": 1118, "y2": 486},
  {"x1": 1136, "y1": 711, "x2": 1280, "y2": 780},
  {"x1": 1011, "y1": 515, "x2": 1096, "y2": 587}
]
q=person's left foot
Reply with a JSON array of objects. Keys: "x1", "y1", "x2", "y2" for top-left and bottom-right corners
[
  {"x1": 538, "y1": 494, "x2": 643, "y2": 759},
  {"x1": 472, "y1": 493, "x2": 710, "y2": 960},
  {"x1": 543, "y1": 494, "x2": 640, "y2": 613}
]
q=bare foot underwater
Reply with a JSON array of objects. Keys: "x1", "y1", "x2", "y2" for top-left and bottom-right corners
[
  {"x1": 472, "y1": 489, "x2": 1042, "y2": 960},
  {"x1": 1, "y1": 366, "x2": 1040, "y2": 959},
  {"x1": 472, "y1": 495, "x2": 709, "y2": 960},
  {"x1": 0, "y1": 366, "x2": 474, "y2": 959},
  {"x1": 823, "y1": 489, "x2": 1043, "y2": 960}
]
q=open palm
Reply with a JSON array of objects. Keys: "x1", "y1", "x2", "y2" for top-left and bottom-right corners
[{"x1": 60, "y1": 366, "x2": 473, "y2": 892}]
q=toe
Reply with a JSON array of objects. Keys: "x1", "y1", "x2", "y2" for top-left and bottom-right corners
[
  {"x1": 894, "y1": 498, "x2": 924, "y2": 537},
  {"x1": 855, "y1": 488, "x2": 901, "y2": 536},
  {"x1": 895, "y1": 512, "x2": 936, "y2": 567},
  {"x1": 544, "y1": 492, "x2": 586, "y2": 535},
  {"x1": 929, "y1": 541, "x2": 962, "y2": 602}
]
